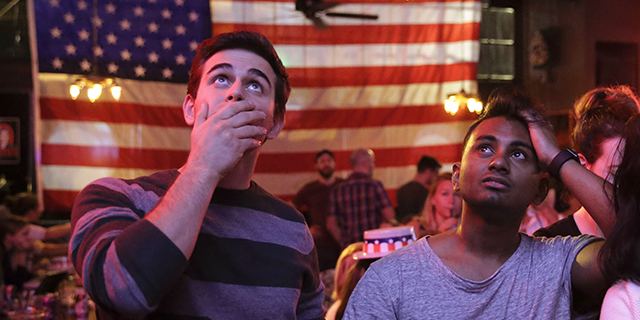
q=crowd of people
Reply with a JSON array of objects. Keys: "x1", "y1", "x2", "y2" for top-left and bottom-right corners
[{"x1": 3, "y1": 30, "x2": 639, "y2": 319}]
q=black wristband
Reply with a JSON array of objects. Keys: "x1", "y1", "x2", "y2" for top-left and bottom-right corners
[{"x1": 547, "y1": 148, "x2": 579, "y2": 181}]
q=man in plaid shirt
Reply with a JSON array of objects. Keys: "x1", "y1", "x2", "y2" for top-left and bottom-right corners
[{"x1": 328, "y1": 149, "x2": 396, "y2": 248}]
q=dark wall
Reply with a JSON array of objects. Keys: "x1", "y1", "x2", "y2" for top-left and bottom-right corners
[{"x1": 523, "y1": 0, "x2": 640, "y2": 112}]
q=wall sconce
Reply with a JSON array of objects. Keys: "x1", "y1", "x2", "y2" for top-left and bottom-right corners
[
  {"x1": 443, "y1": 90, "x2": 483, "y2": 115},
  {"x1": 69, "y1": 77, "x2": 121, "y2": 102}
]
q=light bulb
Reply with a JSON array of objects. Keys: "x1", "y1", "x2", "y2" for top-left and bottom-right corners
[
  {"x1": 69, "y1": 84, "x2": 81, "y2": 100},
  {"x1": 87, "y1": 83, "x2": 102, "y2": 103},
  {"x1": 110, "y1": 85, "x2": 122, "y2": 101},
  {"x1": 444, "y1": 99, "x2": 459, "y2": 115},
  {"x1": 467, "y1": 98, "x2": 483, "y2": 114}
]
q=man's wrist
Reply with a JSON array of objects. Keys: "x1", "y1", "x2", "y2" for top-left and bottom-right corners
[{"x1": 547, "y1": 148, "x2": 579, "y2": 181}]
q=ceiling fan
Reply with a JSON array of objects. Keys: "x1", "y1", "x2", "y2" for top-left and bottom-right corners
[{"x1": 294, "y1": 0, "x2": 379, "y2": 30}]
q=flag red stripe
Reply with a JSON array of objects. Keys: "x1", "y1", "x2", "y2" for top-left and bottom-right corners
[
  {"x1": 289, "y1": 63, "x2": 477, "y2": 88},
  {"x1": 40, "y1": 97, "x2": 478, "y2": 129},
  {"x1": 41, "y1": 143, "x2": 463, "y2": 173},
  {"x1": 213, "y1": 23, "x2": 480, "y2": 45},
  {"x1": 41, "y1": 144, "x2": 188, "y2": 170},
  {"x1": 43, "y1": 189, "x2": 79, "y2": 213},
  {"x1": 39, "y1": 98, "x2": 188, "y2": 128},
  {"x1": 284, "y1": 105, "x2": 478, "y2": 130}
]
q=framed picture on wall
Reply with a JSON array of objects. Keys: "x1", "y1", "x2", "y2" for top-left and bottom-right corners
[{"x1": 0, "y1": 117, "x2": 20, "y2": 164}]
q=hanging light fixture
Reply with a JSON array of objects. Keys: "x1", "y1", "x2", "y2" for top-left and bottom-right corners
[
  {"x1": 69, "y1": 77, "x2": 121, "y2": 102},
  {"x1": 68, "y1": 0, "x2": 122, "y2": 103},
  {"x1": 444, "y1": 90, "x2": 483, "y2": 115}
]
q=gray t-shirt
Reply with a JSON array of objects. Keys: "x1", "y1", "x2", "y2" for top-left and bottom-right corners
[{"x1": 344, "y1": 234, "x2": 599, "y2": 320}]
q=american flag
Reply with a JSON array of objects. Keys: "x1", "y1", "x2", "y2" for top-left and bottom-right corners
[{"x1": 35, "y1": 0, "x2": 481, "y2": 212}]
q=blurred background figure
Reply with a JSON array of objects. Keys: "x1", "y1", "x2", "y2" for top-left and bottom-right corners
[
  {"x1": 599, "y1": 114, "x2": 640, "y2": 319},
  {"x1": 328, "y1": 149, "x2": 395, "y2": 248},
  {"x1": 519, "y1": 188, "x2": 562, "y2": 235},
  {"x1": 395, "y1": 156, "x2": 441, "y2": 224},
  {"x1": 321, "y1": 242, "x2": 363, "y2": 315},
  {"x1": 0, "y1": 193, "x2": 71, "y2": 287},
  {"x1": 419, "y1": 173, "x2": 462, "y2": 236},
  {"x1": 326, "y1": 226, "x2": 416, "y2": 320},
  {"x1": 293, "y1": 150, "x2": 345, "y2": 271},
  {"x1": 535, "y1": 85, "x2": 640, "y2": 238}
]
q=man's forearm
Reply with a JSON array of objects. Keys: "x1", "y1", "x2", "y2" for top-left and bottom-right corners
[
  {"x1": 44, "y1": 223, "x2": 71, "y2": 240},
  {"x1": 146, "y1": 165, "x2": 220, "y2": 258},
  {"x1": 558, "y1": 160, "x2": 615, "y2": 237}
]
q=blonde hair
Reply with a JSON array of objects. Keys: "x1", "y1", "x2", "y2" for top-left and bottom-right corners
[
  {"x1": 421, "y1": 173, "x2": 453, "y2": 234},
  {"x1": 332, "y1": 242, "x2": 363, "y2": 301}
]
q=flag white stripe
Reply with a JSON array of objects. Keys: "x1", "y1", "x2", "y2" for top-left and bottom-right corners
[
  {"x1": 40, "y1": 74, "x2": 477, "y2": 110},
  {"x1": 275, "y1": 41, "x2": 479, "y2": 68},
  {"x1": 286, "y1": 81, "x2": 478, "y2": 111},
  {"x1": 41, "y1": 119, "x2": 473, "y2": 152},
  {"x1": 211, "y1": 1, "x2": 482, "y2": 26},
  {"x1": 42, "y1": 163, "x2": 457, "y2": 192},
  {"x1": 39, "y1": 73, "x2": 187, "y2": 107}
]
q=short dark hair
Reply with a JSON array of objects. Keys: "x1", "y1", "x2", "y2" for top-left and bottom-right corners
[
  {"x1": 4, "y1": 192, "x2": 38, "y2": 217},
  {"x1": 315, "y1": 149, "x2": 335, "y2": 162},
  {"x1": 186, "y1": 31, "x2": 291, "y2": 118},
  {"x1": 572, "y1": 85, "x2": 640, "y2": 163},
  {"x1": 417, "y1": 156, "x2": 441, "y2": 173},
  {"x1": 462, "y1": 86, "x2": 545, "y2": 154}
]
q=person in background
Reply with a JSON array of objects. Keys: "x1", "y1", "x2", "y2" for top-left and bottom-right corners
[
  {"x1": 344, "y1": 87, "x2": 617, "y2": 319},
  {"x1": 519, "y1": 188, "x2": 562, "y2": 235},
  {"x1": 599, "y1": 114, "x2": 640, "y2": 319},
  {"x1": 535, "y1": 85, "x2": 640, "y2": 238},
  {"x1": 70, "y1": 31, "x2": 324, "y2": 319},
  {"x1": 326, "y1": 226, "x2": 415, "y2": 320},
  {"x1": 395, "y1": 156, "x2": 441, "y2": 223},
  {"x1": 5, "y1": 192, "x2": 71, "y2": 241},
  {"x1": 293, "y1": 149, "x2": 345, "y2": 271},
  {"x1": 328, "y1": 149, "x2": 396, "y2": 248},
  {"x1": 323, "y1": 242, "x2": 363, "y2": 316},
  {"x1": 420, "y1": 172, "x2": 461, "y2": 235},
  {"x1": 1, "y1": 193, "x2": 69, "y2": 278}
]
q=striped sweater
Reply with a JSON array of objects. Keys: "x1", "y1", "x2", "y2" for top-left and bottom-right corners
[{"x1": 70, "y1": 169, "x2": 324, "y2": 320}]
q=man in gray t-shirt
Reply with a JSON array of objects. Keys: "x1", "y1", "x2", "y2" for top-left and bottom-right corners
[{"x1": 345, "y1": 88, "x2": 614, "y2": 319}]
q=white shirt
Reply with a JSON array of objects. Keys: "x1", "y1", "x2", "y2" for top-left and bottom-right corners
[{"x1": 601, "y1": 281, "x2": 640, "y2": 320}]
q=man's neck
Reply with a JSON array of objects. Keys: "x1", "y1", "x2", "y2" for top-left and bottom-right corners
[
  {"x1": 413, "y1": 173, "x2": 428, "y2": 185},
  {"x1": 217, "y1": 149, "x2": 259, "y2": 190},
  {"x1": 352, "y1": 167, "x2": 371, "y2": 176},
  {"x1": 428, "y1": 205, "x2": 523, "y2": 281},
  {"x1": 455, "y1": 209, "x2": 522, "y2": 258}
]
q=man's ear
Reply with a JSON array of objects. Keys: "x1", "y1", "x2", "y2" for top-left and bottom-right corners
[
  {"x1": 532, "y1": 176, "x2": 550, "y2": 206},
  {"x1": 452, "y1": 162, "x2": 461, "y2": 192},
  {"x1": 183, "y1": 94, "x2": 195, "y2": 126},
  {"x1": 266, "y1": 111, "x2": 285, "y2": 140}
]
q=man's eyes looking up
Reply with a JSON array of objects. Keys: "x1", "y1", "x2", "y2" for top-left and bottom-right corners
[
  {"x1": 477, "y1": 144, "x2": 527, "y2": 160},
  {"x1": 212, "y1": 75, "x2": 263, "y2": 93}
]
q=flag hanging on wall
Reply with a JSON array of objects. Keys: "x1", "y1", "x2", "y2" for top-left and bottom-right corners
[{"x1": 35, "y1": 0, "x2": 481, "y2": 212}]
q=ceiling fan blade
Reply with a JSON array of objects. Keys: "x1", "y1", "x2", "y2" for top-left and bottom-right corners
[
  {"x1": 325, "y1": 12, "x2": 379, "y2": 20},
  {"x1": 310, "y1": 16, "x2": 329, "y2": 30}
]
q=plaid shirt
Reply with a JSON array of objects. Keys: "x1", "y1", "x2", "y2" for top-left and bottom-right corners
[{"x1": 329, "y1": 172, "x2": 392, "y2": 247}]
